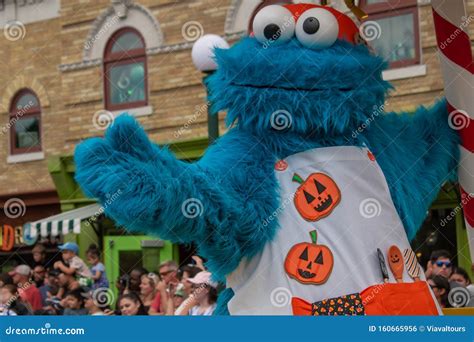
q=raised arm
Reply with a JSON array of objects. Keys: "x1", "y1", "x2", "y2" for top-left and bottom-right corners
[
  {"x1": 74, "y1": 115, "x2": 279, "y2": 278},
  {"x1": 365, "y1": 100, "x2": 460, "y2": 240}
]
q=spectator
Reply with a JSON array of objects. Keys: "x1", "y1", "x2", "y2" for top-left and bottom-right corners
[
  {"x1": 172, "y1": 284, "x2": 186, "y2": 308},
  {"x1": 46, "y1": 269, "x2": 60, "y2": 289},
  {"x1": 158, "y1": 261, "x2": 179, "y2": 286},
  {"x1": 54, "y1": 242, "x2": 92, "y2": 287},
  {"x1": 129, "y1": 267, "x2": 148, "y2": 293},
  {"x1": 425, "y1": 249, "x2": 453, "y2": 279},
  {"x1": 176, "y1": 271, "x2": 217, "y2": 316},
  {"x1": 34, "y1": 266, "x2": 50, "y2": 306},
  {"x1": 83, "y1": 290, "x2": 107, "y2": 315},
  {"x1": 116, "y1": 274, "x2": 130, "y2": 296},
  {"x1": 63, "y1": 289, "x2": 88, "y2": 315},
  {"x1": 9, "y1": 265, "x2": 42, "y2": 311},
  {"x1": 0, "y1": 284, "x2": 32, "y2": 315},
  {"x1": 428, "y1": 275, "x2": 451, "y2": 308},
  {"x1": 33, "y1": 265, "x2": 46, "y2": 287},
  {"x1": 139, "y1": 273, "x2": 158, "y2": 312},
  {"x1": 86, "y1": 244, "x2": 109, "y2": 290},
  {"x1": 164, "y1": 283, "x2": 187, "y2": 315},
  {"x1": 149, "y1": 261, "x2": 179, "y2": 315},
  {"x1": 450, "y1": 267, "x2": 472, "y2": 288},
  {"x1": 180, "y1": 265, "x2": 202, "y2": 296},
  {"x1": 32, "y1": 243, "x2": 47, "y2": 267},
  {"x1": 57, "y1": 271, "x2": 80, "y2": 300},
  {"x1": 118, "y1": 292, "x2": 148, "y2": 316},
  {"x1": 0, "y1": 273, "x2": 13, "y2": 287}
]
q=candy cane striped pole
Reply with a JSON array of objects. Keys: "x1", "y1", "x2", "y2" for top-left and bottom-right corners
[{"x1": 432, "y1": 0, "x2": 474, "y2": 260}]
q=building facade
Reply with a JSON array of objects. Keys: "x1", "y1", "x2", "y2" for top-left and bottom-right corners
[{"x1": 0, "y1": 0, "x2": 473, "y2": 277}]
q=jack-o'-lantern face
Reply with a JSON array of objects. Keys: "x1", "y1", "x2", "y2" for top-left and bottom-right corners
[
  {"x1": 285, "y1": 230, "x2": 334, "y2": 284},
  {"x1": 293, "y1": 173, "x2": 341, "y2": 221},
  {"x1": 388, "y1": 246, "x2": 402, "y2": 266}
]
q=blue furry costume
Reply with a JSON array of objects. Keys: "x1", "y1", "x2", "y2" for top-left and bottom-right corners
[{"x1": 75, "y1": 4, "x2": 459, "y2": 315}]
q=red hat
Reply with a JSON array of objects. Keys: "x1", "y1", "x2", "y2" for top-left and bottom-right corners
[{"x1": 283, "y1": 3, "x2": 359, "y2": 45}]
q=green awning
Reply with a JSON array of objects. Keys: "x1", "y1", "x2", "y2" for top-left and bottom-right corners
[{"x1": 26, "y1": 203, "x2": 103, "y2": 238}]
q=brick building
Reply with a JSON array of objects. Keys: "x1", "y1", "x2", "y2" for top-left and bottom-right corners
[{"x1": 0, "y1": 0, "x2": 472, "y2": 275}]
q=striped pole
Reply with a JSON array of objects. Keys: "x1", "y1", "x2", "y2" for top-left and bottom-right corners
[{"x1": 432, "y1": 0, "x2": 474, "y2": 260}]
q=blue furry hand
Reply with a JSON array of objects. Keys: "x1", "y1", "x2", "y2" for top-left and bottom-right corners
[{"x1": 75, "y1": 115, "x2": 196, "y2": 235}]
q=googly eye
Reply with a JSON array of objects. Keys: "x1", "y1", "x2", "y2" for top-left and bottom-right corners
[
  {"x1": 295, "y1": 8, "x2": 339, "y2": 49},
  {"x1": 252, "y1": 5, "x2": 295, "y2": 46}
]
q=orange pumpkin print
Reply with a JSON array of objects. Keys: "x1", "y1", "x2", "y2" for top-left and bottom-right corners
[
  {"x1": 293, "y1": 173, "x2": 341, "y2": 221},
  {"x1": 284, "y1": 230, "x2": 334, "y2": 285}
]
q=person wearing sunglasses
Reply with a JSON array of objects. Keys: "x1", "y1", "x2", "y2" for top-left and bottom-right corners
[
  {"x1": 425, "y1": 250, "x2": 453, "y2": 279},
  {"x1": 149, "y1": 261, "x2": 179, "y2": 315}
]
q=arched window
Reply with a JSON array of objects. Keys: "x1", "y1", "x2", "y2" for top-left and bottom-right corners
[
  {"x1": 104, "y1": 27, "x2": 148, "y2": 110},
  {"x1": 9, "y1": 89, "x2": 42, "y2": 155}
]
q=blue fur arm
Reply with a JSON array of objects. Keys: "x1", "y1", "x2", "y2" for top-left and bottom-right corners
[
  {"x1": 366, "y1": 100, "x2": 460, "y2": 240},
  {"x1": 75, "y1": 115, "x2": 279, "y2": 278}
]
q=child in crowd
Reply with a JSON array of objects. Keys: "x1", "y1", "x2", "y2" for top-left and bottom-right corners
[
  {"x1": 53, "y1": 242, "x2": 92, "y2": 287},
  {"x1": 86, "y1": 244, "x2": 109, "y2": 290},
  {"x1": 62, "y1": 289, "x2": 88, "y2": 315}
]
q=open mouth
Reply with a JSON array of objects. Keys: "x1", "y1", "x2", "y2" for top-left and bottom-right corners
[
  {"x1": 231, "y1": 83, "x2": 352, "y2": 92},
  {"x1": 298, "y1": 269, "x2": 316, "y2": 279},
  {"x1": 314, "y1": 195, "x2": 333, "y2": 212}
]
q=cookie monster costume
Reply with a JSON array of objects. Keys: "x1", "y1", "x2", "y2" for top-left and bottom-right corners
[{"x1": 75, "y1": 3, "x2": 459, "y2": 315}]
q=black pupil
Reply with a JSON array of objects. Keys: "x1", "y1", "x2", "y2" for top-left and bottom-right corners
[
  {"x1": 303, "y1": 17, "x2": 320, "y2": 34},
  {"x1": 264, "y1": 23, "x2": 282, "y2": 40}
]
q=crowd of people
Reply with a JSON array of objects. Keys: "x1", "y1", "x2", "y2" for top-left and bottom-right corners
[
  {"x1": 1, "y1": 242, "x2": 472, "y2": 315},
  {"x1": 425, "y1": 249, "x2": 474, "y2": 308},
  {"x1": 0, "y1": 242, "x2": 218, "y2": 316}
]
